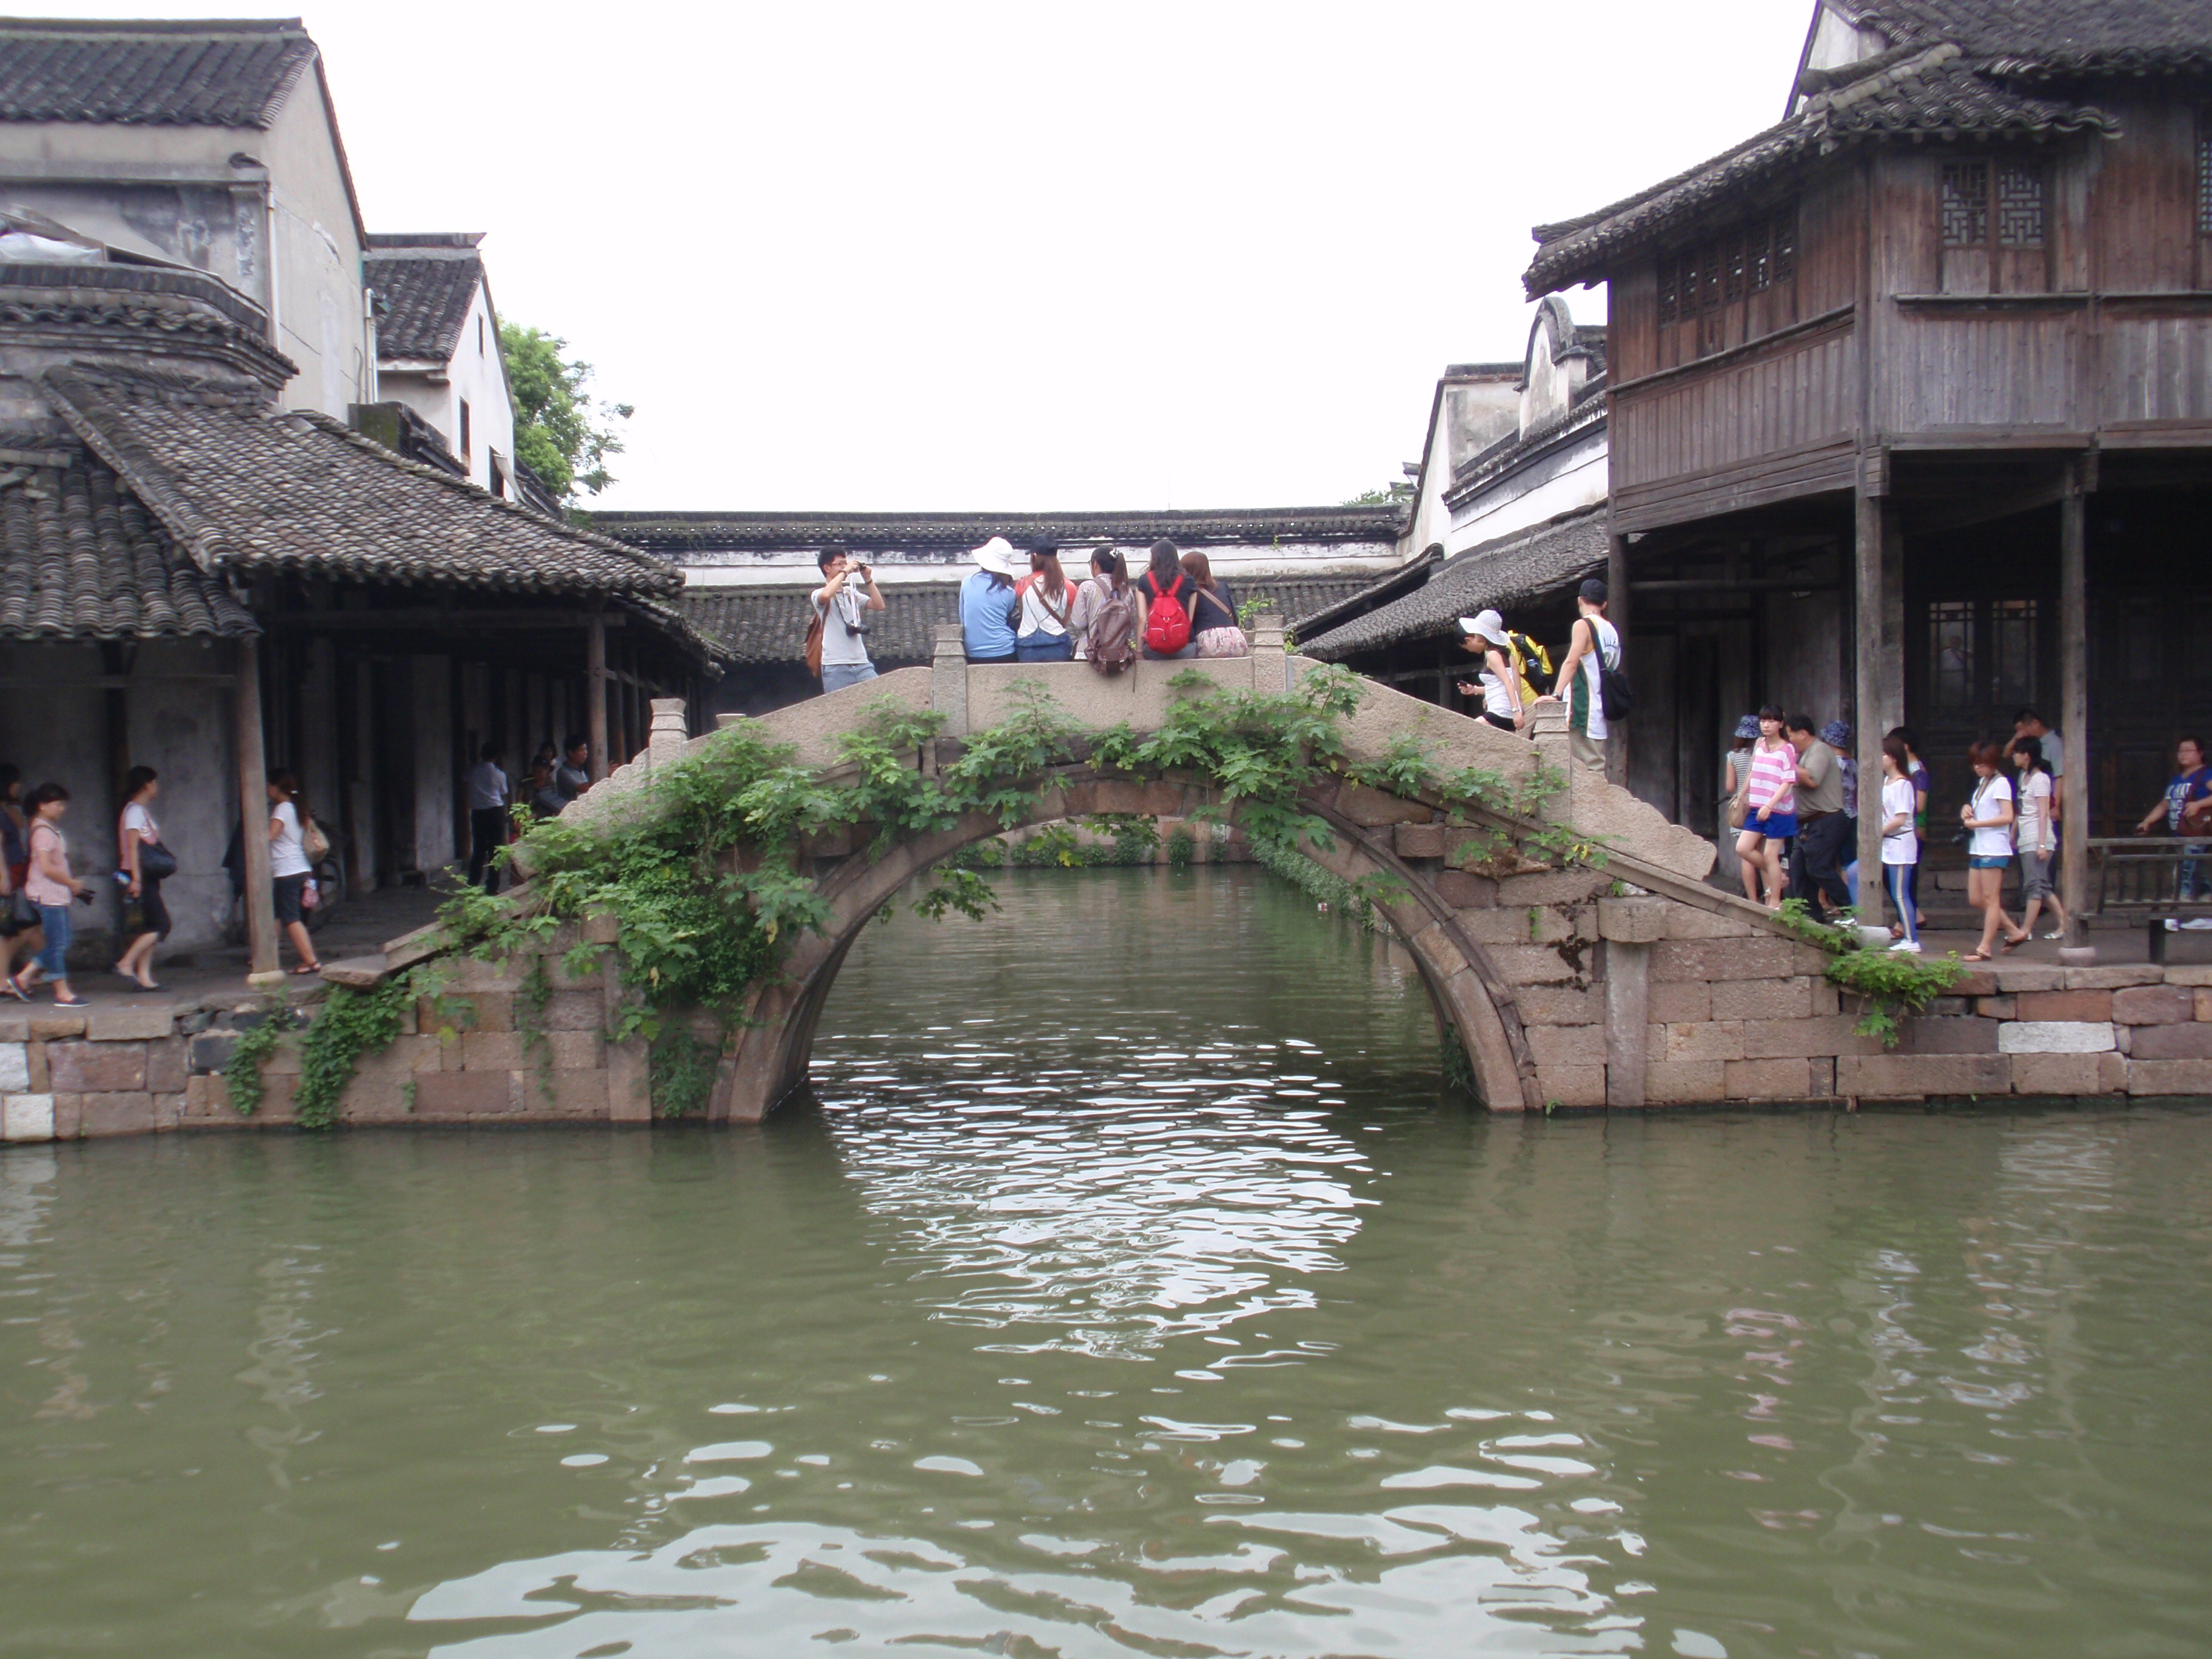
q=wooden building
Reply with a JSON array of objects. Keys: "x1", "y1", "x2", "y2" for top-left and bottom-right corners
[{"x1": 1523, "y1": 0, "x2": 2212, "y2": 928}]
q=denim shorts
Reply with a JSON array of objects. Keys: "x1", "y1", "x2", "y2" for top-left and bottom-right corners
[{"x1": 1969, "y1": 854, "x2": 2011, "y2": 870}]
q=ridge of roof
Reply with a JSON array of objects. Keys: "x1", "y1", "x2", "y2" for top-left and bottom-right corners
[{"x1": 597, "y1": 504, "x2": 1406, "y2": 554}]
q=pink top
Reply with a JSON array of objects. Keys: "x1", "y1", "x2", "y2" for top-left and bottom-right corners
[
  {"x1": 1746, "y1": 739, "x2": 1799, "y2": 813},
  {"x1": 24, "y1": 820, "x2": 70, "y2": 906}
]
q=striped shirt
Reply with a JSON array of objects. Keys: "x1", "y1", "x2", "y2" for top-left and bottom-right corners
[{"x1": 1745, "y1": 740, "x2": 1798, "y2": 813}]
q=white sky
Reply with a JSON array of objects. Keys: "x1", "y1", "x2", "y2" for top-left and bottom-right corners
[{"x1": 36, "y1": 1, "x2": 1812, "y2": 511}]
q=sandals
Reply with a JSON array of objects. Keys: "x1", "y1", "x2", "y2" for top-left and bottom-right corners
[
  {"x1": 0, "y1": 977, "x2": 25, "y2": 1002},
  {"x1": 1999, "y1": 931, "x2": 2031, "y2": 953},
  {"x1": 52, "y1": 994, "x2": 87, "y2": 1008},
  {"x1": 1961, "y1": 950, "x2": 1993, "y2": 962},
  {"x1": 291, "y1": 962, "x2": 323, "y2": 976}
]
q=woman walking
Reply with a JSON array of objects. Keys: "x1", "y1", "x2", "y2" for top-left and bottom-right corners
[
  {"x1": 1070, "y1": 548, "x2": 1137, "y2": 669},
  {"x1": 1960, "y1": 741, "x2": 2028, "y2": 961},
  {"x1": 1135, "y1": 540, "x2": 1199, "y2": 661},
  {"x1": 1734, "y1": 706, "x2": 1798, "y2": 908},
  {"x1": 1718, "y1": 714, "x2": 1758, "y2": 845},
  {"x1": 1455, "y1": 611, "x2": 1527, "y2": 732},
  {"x1": 1182, "y1": 551, "x2": 1247, "y2": 659},
  {"x1": 114, "y1": 766, "x2": 172, "y2": 991},
  {"x1": 7, "y1": 783, "x2": 89, "y2": 1005},
  {"x1": 1013, "y1": 546, "x2": 1075, "y2": 662},
  {"x1": 266, "y1": 770, "x2": 323, "y2": 976},
  {"x1": 0, "y1": 764, "x2": 39, "y2": 979},
  {"x1": 2013, "y1": 735, "x2": 2068, "y2": 942},
  {"x1": 1878, "y1": 737, "x2": 1922, "y2": 953}
]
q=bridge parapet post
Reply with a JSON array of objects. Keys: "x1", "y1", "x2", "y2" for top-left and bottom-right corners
[
  {"x1": 1527, "y1": 699, "x2": 1572, "y2": 819},
  {"x1": 1249, "y1": 613, "x2": 1288, "y2": 695},
  {"x1": 931, "y1": 624, "x2": 969, "y2": 736},
  {"x1": 648, "y1": 699, "x2": 688, "y2": 768}
]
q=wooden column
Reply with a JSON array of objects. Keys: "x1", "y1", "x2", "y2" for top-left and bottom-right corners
[
  {"x1": 1605, "y1": 529, "x2": 1630, "y2": 786},
  {"x1": 1852, "y1": 488, "x2": 1892, "y2": 927},
  {"x1": 2060, "y1": 457, "x2": 2092, "y2": 947},
  {"x1": 585, "y1": 608, "x2": 609, "y2": 783},
  {"x1": 233, "y1": 637, "x2": 280, "y2": 984}
]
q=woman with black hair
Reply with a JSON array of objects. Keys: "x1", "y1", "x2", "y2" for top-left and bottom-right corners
[
  {"x1": 6, "y1": 782, "x2": 90, "y2": 1005},
  {"x1": 266, "y1": 770, "x2": 322, "y2": 975},
  {"x1": 1135, "y1": 539, "x2": 1198, "y2": 662},
  {"x1": 114, "y1": 765, "x2": 172, "y2": 991}
]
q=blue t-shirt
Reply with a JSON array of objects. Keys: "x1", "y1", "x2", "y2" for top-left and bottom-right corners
[
  {"x1": 2164, "y1": 766, "x2": 2212, "y2": 831},
  {"x1": 959, "y1": 571, "x2": 1017, "y2": 660}
]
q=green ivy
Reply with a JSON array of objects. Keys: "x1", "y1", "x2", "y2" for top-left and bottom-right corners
[
  {"x1": 292, "y1": 979, "x2": 412, "y2": 1130},
  {"x1": 649, "y1": 1027, "x2": 719, "y2": 1119},
  {"x1": 1774, "y1": 898, "x2": 1966, "y2": 1045},
  {"x1": 223, "y1": 1005, "x2": 288, "y2": 1118},
  {"x1": 1165, "y1": 827, "x2": 1196, "y2": 867}
]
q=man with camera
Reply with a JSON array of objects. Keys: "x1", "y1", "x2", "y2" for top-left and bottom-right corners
[{"x1": 812, "y1": 543, "x2": 886, "y2": 692}]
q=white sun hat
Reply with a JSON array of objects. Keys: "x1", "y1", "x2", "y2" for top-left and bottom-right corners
[
  {"x1": 1458, "y1": 609, "x2": 1509, "y2": 645},
  {"x1": 970, "y1": 537, "x2": 1022, "y2": 577}
]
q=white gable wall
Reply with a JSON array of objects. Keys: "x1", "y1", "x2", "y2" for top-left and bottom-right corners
[{"x1": 378, "y1": 276, "x2": 517, "y2": 492}]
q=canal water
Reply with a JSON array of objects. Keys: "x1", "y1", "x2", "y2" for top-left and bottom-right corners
[{"x1": 2, "y1": 866, "x2": 2209, "y2": 1658}]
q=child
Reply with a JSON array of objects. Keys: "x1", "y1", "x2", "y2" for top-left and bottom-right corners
[
  {"x1": 1734, "y1": 705, "x2": 1797, "y2": 909},
  {"x1": 1879, "y1": 736, "x2": 1920, "y2": 953}
]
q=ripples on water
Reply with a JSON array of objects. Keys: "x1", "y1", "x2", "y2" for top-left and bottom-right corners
[{"x1": 1, "y1": 868, "x2": 2209, "y2": 1658}]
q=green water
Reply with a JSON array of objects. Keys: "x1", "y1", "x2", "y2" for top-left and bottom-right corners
[{"x1": 2, "y1": 866, "x2": 2209, "y2": 1658}]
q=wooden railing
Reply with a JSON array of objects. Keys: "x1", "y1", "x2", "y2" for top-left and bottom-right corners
[{"x1": 2089, "y1": 837, "x2": 2212, "y2": 962}]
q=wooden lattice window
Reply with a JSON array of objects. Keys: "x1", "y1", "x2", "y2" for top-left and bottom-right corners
[
  {"x1": 1996, "y1": 163, "x2": 2045, "y2": 246},
  {"x1": 1771, "y1": 209, "x2": 1797, "y2": 280},
  {"x1": 2199, "y1": 126, "x2": 2212, "y2": 233},
  {"x1": 1942, "y1": 161, "x2": 1988, "y2": 246},
  {"x1": 1657, "y1": 258, "x2": 1678, "y2": 325},
  {"x1": 1746, "y1": 218, "x2": 1773, "y2": 290},
  {"x1": 1722, "y1": 230, "x2": 1748, "y2": 304},
  {"x1": 1657, "y1": 206, "x2": 1797, "y2": 337}
]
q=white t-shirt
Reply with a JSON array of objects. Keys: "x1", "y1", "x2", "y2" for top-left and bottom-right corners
[
  {"x1": 1017, "y1": 578, "x2": 1071, "y2": 638},
  {"x1": 121, "y1": 801, "x2": 159, "y2": 844},
  {"x1": 1968, "y1": 774, "x2": 2015, "y2": 859},
  {"x1": 2016, "y1": 769, "x2": 2056, "y2": 854},
  {"x1": 813, "y1": 585, "x2": 871, "y2": 668},
  {"x1": 1478, "y1": 650, "x2": 1520, "y2": 719},
  {"x1": 464, "y1": 761, "x2": 509, "y2": 811},
  {"x1": 1880, "y1": 775, "x2": 1918, "y2": 865},
  {"x1": 270, "y1": 799, "x2": 312, "y2": 878},
  {"x1": 1577, "y1": 615, "x2": 1620, "y2": 742}
]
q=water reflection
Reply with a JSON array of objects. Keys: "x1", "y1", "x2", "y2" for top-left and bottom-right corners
[{"x1": 2, "y1": 873, "x2": 2210, "y2": 1659}]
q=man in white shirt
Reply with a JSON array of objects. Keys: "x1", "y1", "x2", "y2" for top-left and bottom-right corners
[
  {"x1": 1539, "y1": 578, "x2": 1621, "y2": 773},
  {"x1": 464, "y1": 743, "x2": 510, "y2": 893}
]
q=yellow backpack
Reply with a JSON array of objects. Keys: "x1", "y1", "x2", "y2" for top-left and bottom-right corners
[{"x1": 1506, "y1": 631, "x2": 1553, "y2": 709}]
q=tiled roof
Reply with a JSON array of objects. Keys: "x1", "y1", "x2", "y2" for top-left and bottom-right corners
[
  {"x1": 42, "y1": 366, "x2": 680, "y2": 598},
  {"x1": 682, "y1": 573, "x2": 1379, "y2": 668},
  {"x1": 1525, "y1": 45, "x2": 2116, "y2": 293},
  {"x1": 1444, "y1": 374, "x2": 1608, "y2": 509},
  {"x1": 364, "y1": 244, "x2": 482, "y2": 363},
  {"x1": 0, "y1": 18, "x2": 316, "y2": 128},
  {"x1": 597, "y1": 505, "x2": 1405, "y2": 556},
  {"x1": 1841, "y1": 0, "x2": 2212, "y2": 75},
  {"x1": 1300, "y1": 510, "x2": 1609, "y2": 662},
  {"x1": 0, "y1": 456, "x2": 256, "y2": 640}
]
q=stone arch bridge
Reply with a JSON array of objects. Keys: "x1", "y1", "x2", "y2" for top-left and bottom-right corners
[{"x1": 370, "y1": 622, "x2": 1889, "y2": 1123}]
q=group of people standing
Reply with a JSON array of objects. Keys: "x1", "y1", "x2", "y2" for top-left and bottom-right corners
[
  {"x1": 806, "y1": 536, "x2": 1255, "y2": 694},
  {"x1": 464, "y1": 737, "x2": 596, "y2": 895},
  {"x1": 1451, "y1": 577, "x2": 1623, "y2": 774}
]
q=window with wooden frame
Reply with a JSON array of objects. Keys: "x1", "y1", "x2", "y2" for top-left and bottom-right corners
[
  {"x1": 1940, "y1": 158, "x2": 2047, "y2": 290},
  {"x1": 1653, "y1": 205, "x2": 1798, "y2": 354}
]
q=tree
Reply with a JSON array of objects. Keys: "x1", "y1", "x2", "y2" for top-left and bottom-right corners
[
  {"x1": 499, "y1": 323, "x2": 633, "y2": 503},
  {"x1": 1342, "y1": 482, "x2": 1413, "y2": 506}
]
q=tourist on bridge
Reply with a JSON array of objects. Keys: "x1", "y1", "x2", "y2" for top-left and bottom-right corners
[
  {"x1": 1182, "y1": 552, "x2": 1248, "y2": 658},
  {"x1": 1960, "y1": 742, "x2": 2029, "y2": 962},
  {"x1": 960, "y1": 537, "x2": 1021, "y2": 664},
  {"x1": 1785, "y1": 714, "x2": 1851, "y2": 919},
  {"x1": 1538, "y1": 578, "x2": 1619, "y2": 773},
  {"x1": 1455, "y1": 611, "x2": 1527, "y2": 733},
  {"x1": 1734, "y1": 706, "x2": 1797, "y2": 910},
  {"x1": 1013, "y1": 545, "x2": 1075, "y2": 663},
  {"x1": 1136, "y1": 540, "x2": 1199, "y2": 661},
  {"x1": 2134, "y1": 736, "x2": 2212, "y2": 927},
  {"x1": 1070, "y1": 547, "x2": 1138, "y2": 672},
  {"x1": 811, "y1": 543, "x2": 885, "y2": 692}
]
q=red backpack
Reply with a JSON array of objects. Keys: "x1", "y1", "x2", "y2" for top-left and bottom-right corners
[{"x1": 1144, "y1": 574, "x2": 1191, "y2": 655}]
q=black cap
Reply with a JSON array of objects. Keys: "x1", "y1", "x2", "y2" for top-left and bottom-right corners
[{"x1": 1579, "y1": 577, "x2": 1608, "y2": 605}]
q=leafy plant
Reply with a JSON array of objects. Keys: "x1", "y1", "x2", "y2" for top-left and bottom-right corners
[
  {"x1": 1165, "y1": 827, "x2": 1196, "y2": 867},
  {"x1": 914, "y1": 867, "x2": 1000, "y2": 923},
  {"x1": 223, "y1": 1005, "x2": 288, "y2": 1118},
  {"x1": 649, "y1": 1027, "x2": 719, "y2": 1119},
  {"x1": 292, "y1": 980, "x2": 412, "y2": 1130},
  {"x1": 1250, "y1": 833, "x2": 1382, "y2": 931},
  {"x1": 1774, "y1": 898, "x2": 1964, "y2": 1045}
]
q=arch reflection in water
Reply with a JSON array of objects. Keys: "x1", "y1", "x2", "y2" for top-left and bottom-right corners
[{"x1": 813, "y1": 867, "x2": 1432, "y2": 1359}]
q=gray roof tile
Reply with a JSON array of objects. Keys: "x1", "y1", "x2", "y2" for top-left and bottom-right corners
[
  {"x1": 365, "y1": 248, "x2": 482, "y2": 362},
  {"x1": 1301, "y1": 511, "x2": 1609, "y2": 660},
  {"x1": 0, "y1": 456, "x2": 255, "y2": 640},
  {"x1": 0, "y1": 18, "x2": 315, "y2": 128},
  {"x1": 43, "y1": 365, "x2": 680, "y2": 598}
]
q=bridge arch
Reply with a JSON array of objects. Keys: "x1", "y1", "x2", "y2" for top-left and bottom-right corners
[{"x1": 709, "y1": 767, "x2": 1541, "y2": 1122}]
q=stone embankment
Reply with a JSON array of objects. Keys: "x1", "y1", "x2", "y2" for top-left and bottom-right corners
[{"x1": 5, "y1": 642, "x2": 2212, "y2": 1139}]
